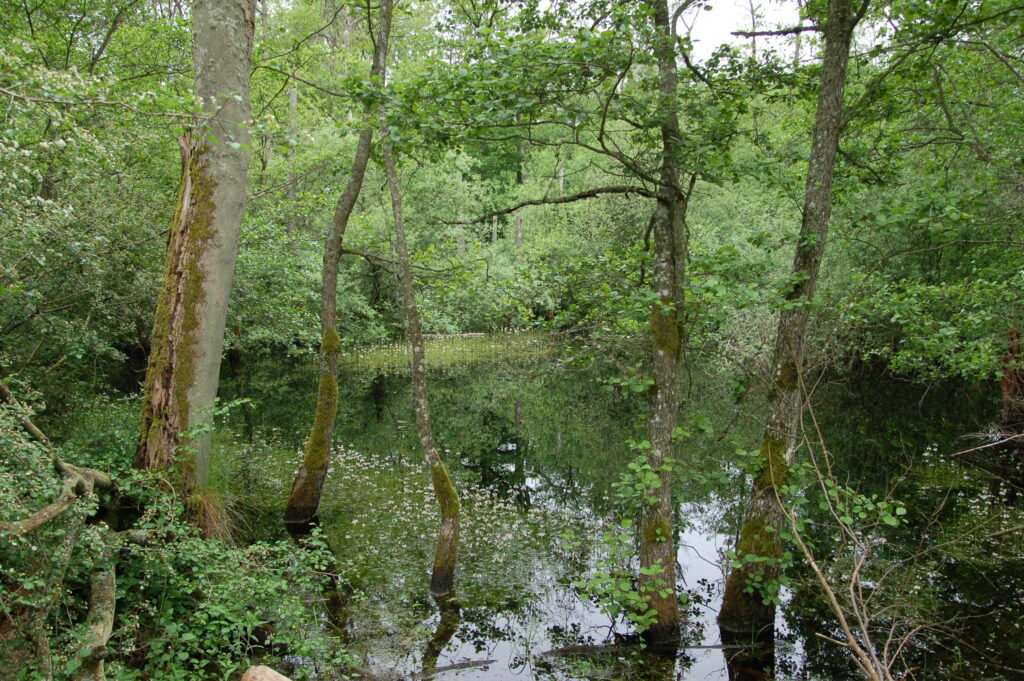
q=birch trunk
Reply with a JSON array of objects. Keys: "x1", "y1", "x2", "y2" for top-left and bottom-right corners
[
  {"x1": 719, "y1": 0, "x2": 860, "y2": 635},
  {"x1": 136, "y1": 0, "x2": 254, "y2": 501}
]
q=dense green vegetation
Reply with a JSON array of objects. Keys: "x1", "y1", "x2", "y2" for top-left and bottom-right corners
[{"x1": 2, "y1": 0, "x2": 1024, "y2": 679}]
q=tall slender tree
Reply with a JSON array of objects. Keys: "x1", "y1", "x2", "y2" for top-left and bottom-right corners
[
  {"x1": 719, "y1": 0, "x2": 865, "y2": 637},
  {"x1": 637, "y1": 0, "x2": 690, "y2": 647},
  {"x1": 284, "y1": 0, "x2": 393, "y2": 532},
  {"x1": 382, "y1": 130, "x2": 461, "y2": 599}
]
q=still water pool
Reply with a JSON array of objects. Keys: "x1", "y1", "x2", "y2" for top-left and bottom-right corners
[{"x1": 222, "y1": 334, "x2": 1020, "y2": 680}]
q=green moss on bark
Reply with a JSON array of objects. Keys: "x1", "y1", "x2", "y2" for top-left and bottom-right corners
[
  {"x1": 643, "y1": 516, "x2": 672, "y2": 546},
  {"x1": 755, "y1": 433, "x2": 788, "y2": 491},
  {"x1": 306, "y1": 374, "x2": 339, "y2": 470},
  {"x1": 321, "y1": 326, "x2": 341, "y2": 357},
  {"x1": 431, "y1": 463, "x2": 460, "y2": 519},
  {"x1": 650, "y1": 307, "x2": 681, "y2": 359},
  {"x1": 137, "y1": 143, "x2": 218, "y2": 480}
]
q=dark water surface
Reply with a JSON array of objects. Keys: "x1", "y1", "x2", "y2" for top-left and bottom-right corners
[{"x1": 221, "y1": 334, "x2": 1022, "y2": 680}]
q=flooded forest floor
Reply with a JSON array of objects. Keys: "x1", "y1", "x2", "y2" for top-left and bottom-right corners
[{"x1": 208, "y1": 334, "x2": 1024, "y2": 681}]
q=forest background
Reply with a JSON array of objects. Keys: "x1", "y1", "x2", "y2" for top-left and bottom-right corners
[{"x1": 1, "y1": 0, "x2": 1023, "y2": 679}]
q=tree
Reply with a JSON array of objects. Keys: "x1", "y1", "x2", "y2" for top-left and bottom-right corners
[
  {"x1": 382, "y1": 128, "x2": 461, "y2": 599},
  {"x1": 635, "y1": 0, "x2": 689, "y2": 648},
  {"x1": 719, "y1": 0, "x2": 865, "y2": 638},
  {"x1": 283, "y1": 0, "x2": 394, "y2": 532},
  {"x1": 135, "y1": 0, "x2": 255, "y2": 519}
]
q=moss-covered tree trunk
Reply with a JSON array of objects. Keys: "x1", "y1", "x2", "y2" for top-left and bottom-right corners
[
  {"x1": 283, "y1": 0, "x2": 393, "y2": 532},
  {"x1": 382, "y1": 130, "x2": 461, "y2": 599},
  {"x1": 135, "y1": 0, "x2": 254, "y2": 500},
  {"x1": 638, "y1": 0, "x2": 688, "y2": 648},
  {"x1": 718, "y1": 0, "x2": 860, "y2": 636}
]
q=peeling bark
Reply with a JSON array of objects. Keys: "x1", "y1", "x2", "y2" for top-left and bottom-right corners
[
  {"x1": 136, "y1": 0, "x2": 254, "y2": 500},
  {"x1": 283, "y1": 0, "x2": 393, "y2": 531},
  {"x1": 383, "y1": 129, "x2": 461, "y2": 599},
  {"x1": 719, "y1": 0, "x2": 860, "y2": 636}
]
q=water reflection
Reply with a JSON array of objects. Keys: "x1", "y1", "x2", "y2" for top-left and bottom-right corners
[
  {"x1": 422, "y1": 596, "x2": 463, "y2": 672},
  {"x1": 719, "y1": 629, "x2": 774, "y2": 681},
  {"x1": 223, "y1": 336, "x2": 1013, "y2": 680}
]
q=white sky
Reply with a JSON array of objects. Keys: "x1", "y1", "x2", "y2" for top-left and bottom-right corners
[{"x1": 683, "y1": 0, "x2": 802, "y2": 61}]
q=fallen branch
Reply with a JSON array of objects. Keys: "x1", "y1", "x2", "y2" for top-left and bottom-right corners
[
  {"x1": 988, "y1": 524, "x2": 1024, "y2": 539},
  {"x1": 0, "y1": 381, "x2": 114, "y2": 536},
  {"x1": 72, "y1": 529, "x2": 117, "y2": 681}
]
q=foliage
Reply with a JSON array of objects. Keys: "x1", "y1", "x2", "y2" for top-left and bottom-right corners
[{"x1": 0, "y1": 401, "x2": 351, "y2": 680}]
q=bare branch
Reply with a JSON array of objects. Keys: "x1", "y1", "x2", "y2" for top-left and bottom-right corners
[
  {"x1": 446, "y1": 185, "x2": 655, "y2": 225},
  {"x1": 732, "y1": 25, "x2": 820, "y2": 37}
]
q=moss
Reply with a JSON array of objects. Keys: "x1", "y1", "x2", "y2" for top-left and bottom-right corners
[
  {"x1": 303, "y1": 374, "x2": 339, "y2": 470},
  {"x1": 650, "y1": 306, "x2": 681, "y2": 360},
  {"x1": 173, "y1": 149, "x2": 217, "y2": 428},
  {"x1": 136, "y1": 143, "x2": 219, "y2": 484},
  {"x1": 431, "y1": 463, "x2": 461, "y2": 519},
  {"x1": 643, "y1": 516, "x2": 672, "y2": 545},
  {"x1": 767, "y1": 361, "x2": 799, "y2": 401},
  {"x1": 755, "y1": 433, "x2": 788, "y2": 490},
  {"x1": 735, "y1": 517, "x2": 781, "y2": 561},
  {"x1": 321, "y1": 326, "x2": 342, "y2": 357}
]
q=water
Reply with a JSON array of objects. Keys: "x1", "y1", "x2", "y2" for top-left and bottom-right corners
[{"x1": 220, "y1": 334, "x2": 1021, "y2": 680}]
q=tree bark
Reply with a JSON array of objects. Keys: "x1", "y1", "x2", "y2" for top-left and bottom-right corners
[
  {"x1": 993, "y1": 329, "x2": 1024, "y2": 503},
  {"x1": 135, "y1": 0, "x2": 254, "y2": 501},
  {"x1": 283, "y1": 0, "x2": 393, "y2": 532},
  {"x1": 286, "y1": 84, "x2": 299, "y2": 232},
  {"x1": 719, "y1": 0, "x2": 860, "y2": 636},
  {"x1": 71, "y1": 531, "x2": 116, "y2": 681},
  {"x1": 382, "y1": 130, "x2": 461, "y2": 599},
  {"x1": 514, "y1": 144, "x2": 527, "y2": 251},
  {"x1": 638, "y1": 0, "x2": 688, "y2": 648}
]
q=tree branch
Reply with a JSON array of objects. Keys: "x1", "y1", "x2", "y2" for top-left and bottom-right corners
[
  {"x1": 446, "y1": 185, "x2": 655, "y2": 225},
  {"x1": 732, "y1": 25, "x2": 820, "y2": 37}
]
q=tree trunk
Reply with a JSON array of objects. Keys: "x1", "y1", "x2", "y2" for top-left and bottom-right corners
[
  {"x1": 283, "y1": 0, "x2": 392, "y2": 532},
  {"x1": 638, "y1": 0, "x2": 688, "y2": 648},
  {"x1": 994, "y1": 329, "x2": 1024, "y2": 503},
  {"x1": 514, "y1": 145, "x2": 527, "y2": 251},
  {"x1": 286, "y1": 84, "x2": 299, "y2": 232},
  {"x1": 135, "y1": 0, "x2": 254, "y2": 503},
  {"x1": 719, "y1": 0, "x2": 859, "y2": 636},
  {"x1": 382, "y1": 130, "x2": 461, "y2": 599}
]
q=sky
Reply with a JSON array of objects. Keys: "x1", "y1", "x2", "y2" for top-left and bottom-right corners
[{"x1": 683, "y1": 0, "x2": 802, "y2": 61}]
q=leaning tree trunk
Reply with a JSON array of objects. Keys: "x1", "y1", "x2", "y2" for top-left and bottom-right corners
[
  {"x1": 283, "y1": 0, "x2": 393, "y2": 533},
  {"x1": 638, "y1": 0, "x2": 688, "y2": 648},
  {"x1": 136, "y1": 0, "x2": 254, "y2": 505},
  {"x1": 382, "y1": 130, "x2": 461, "y2": 599},
  {"x1": 719, "y1": 0, "x2": 860, "y2": 636}
]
